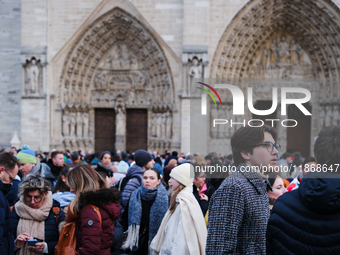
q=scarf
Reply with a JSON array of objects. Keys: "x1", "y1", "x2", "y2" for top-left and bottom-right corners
[
  {"x1": 15, "y1": 191, "x2": 53, "y2": 255},
  {"x1": 198, "y1": 183, "x2": 207, "y2": 198},
  {"x1": 150, "y1": 184, "x2": 207, "y2": 255},
  {"x1": 123, "y1": 183, "x2": 169, "y2": 251}
]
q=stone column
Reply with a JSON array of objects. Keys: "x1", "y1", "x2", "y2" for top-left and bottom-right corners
[{"x1": 115, "y1": 107, "x2": 126, "y2": 151}]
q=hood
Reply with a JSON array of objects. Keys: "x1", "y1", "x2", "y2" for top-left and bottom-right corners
[
  {"x1": 52, "y1": 191, "x2": 76, "y2": 208},
  {"x1": 126, "y1": 163, "x2": 144, "y2": 178},
  {"x1": 97, "y1": 161, "x2": 111, "y2": 171},
  {"x1": 47, "y1": 159, "x2": 63, "y2": 178},
  {"x1": 299, "y1": 172, "x2": 340, "y2": 214},
  {"x1": 96, "y1": 162, "x2": 111, "y2": 176},
  {"x1": 79, "y1": 188, "x2": 120, "y2": 220},
  {"x1": 31, "y1": 163, "x2": 52, "y2": 178}
]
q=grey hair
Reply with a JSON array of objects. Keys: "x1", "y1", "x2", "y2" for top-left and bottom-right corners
[{"x1": 18, "y1": 172, "x2": 51, "y2": 197}]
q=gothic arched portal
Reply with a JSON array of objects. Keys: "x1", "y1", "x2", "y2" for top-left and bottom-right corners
[
  {"x1": 58, "y1": 8, "x2": 174, "y2": 152},
  {"x1": 210, "y1": 0, "x2": 340, "y2": 156}
]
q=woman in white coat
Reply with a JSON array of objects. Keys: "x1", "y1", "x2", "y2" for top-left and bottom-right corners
[{"x1": 150, "y1": 163, "x2": 207, "y2": 255}]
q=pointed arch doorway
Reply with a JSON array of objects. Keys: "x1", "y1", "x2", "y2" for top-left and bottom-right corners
[{"x1": 57, "y1": 8, "x2": 175, "y2": 152}]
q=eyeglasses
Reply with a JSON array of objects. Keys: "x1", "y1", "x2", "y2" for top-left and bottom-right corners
[
  {"x1": 4, "y1": 169, "x2": 15, "y2": 183},
  {"x1": 253, "y1": 142, "x2": 281, "y2": 153},
  {"x1": 24, "y1": 195, "x2": 43, "y2": 203}
]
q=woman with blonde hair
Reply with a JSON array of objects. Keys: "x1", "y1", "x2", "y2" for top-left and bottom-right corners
[
  {"x1": 150, "y1": 163, "x2": 207, "y2": 255},
  {"x1": 65, "y1": 165, "x2": 120, "y2": 255}
]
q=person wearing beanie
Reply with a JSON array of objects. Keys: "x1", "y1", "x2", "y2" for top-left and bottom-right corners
[
  {"x1": 164, "y1": 151, "x2": 178, "y2": 167},
  {"x1": 121, "y1": 150, "x2": 155, "y2": 211},
  {"x1": 17, "y1": 149, "x2": 56, "y2": 189},
  {"x1": 150, "y1": 163, "x2": 207, "y2": 255},
  {"x1": 118, "y1": 151, "x2": 129, "y2": 173}
]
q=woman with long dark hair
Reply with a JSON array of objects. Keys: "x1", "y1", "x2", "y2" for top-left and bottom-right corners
[
  {"x1": 121, "y1": 168, "x2": 168, "y2": 254},
  {"x1": 267, "y1": 172, "x2": 287, "y2": 213}
]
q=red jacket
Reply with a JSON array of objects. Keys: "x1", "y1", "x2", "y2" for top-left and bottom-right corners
[{"x1": 66, "y1": 188, "x2": 120, "y2": 255}]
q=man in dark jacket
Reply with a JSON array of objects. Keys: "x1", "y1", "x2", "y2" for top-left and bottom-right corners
[
  {"x1": 0, "y1": 152, "x2": 20, "y2": 255},
  {"x1": 120, "y1": 149, "x2": 154, "y2": 210},
  {"x1": 267, "y1": 125, "x2": 340, "y2": 254},
  {"x1": 206, "y1": 124, "x2": 279, "y2": 255},
  {"x1": 46, "y1": 150, "x2": 65, "y2": 179}
]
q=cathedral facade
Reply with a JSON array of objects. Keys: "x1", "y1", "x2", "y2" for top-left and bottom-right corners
[{"x1": 2, "y1": 0, "x2": 340, "y2": 156}]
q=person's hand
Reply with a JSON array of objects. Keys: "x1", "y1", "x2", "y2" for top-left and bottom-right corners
[
  {"x1": 28, "y1": 242, "x2": 45, "y2": 253},
  {"x1": 109, "y1": 176, "x2": 116, "y2": 186},
  {"x1": 200, "y1": 194, "x2": 208, "y2": 201},
  {"x1": 15, "y1": 233, "x2": 30, "y2": 247}
]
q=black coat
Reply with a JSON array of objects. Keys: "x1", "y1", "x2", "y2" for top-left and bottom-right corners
[
  {"x1": 6, "y1": 179, "x2": 20, "y2": 207},
  {"x1": 267, "y1": 172, "x2": 340, "y2": 255},
  {"x1": 208, "y1": 160, "x2": 228, "y2": 190},
  {"x1": 0, "y1": 181, "x2": 14, "y2": 255},
  {"x1": 12, "y1": 199, "x2": 65, "y2": 255},
  {"x1": 47, "y1": 159, "x2": 63, "y2": 179},
  {"x1": 120, "y1": 198, "x2": 154, "y2": 255},
  {"x1": 193, "y1": 182, "x2": 215, "y2": 216}
]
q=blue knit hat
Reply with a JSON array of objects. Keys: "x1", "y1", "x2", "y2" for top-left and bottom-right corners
[
  {"x1": 22, "y1": 144, "x2": 30, "y2": 150},
  {"x1": 17, "y1": 149, "x2": 37, "y2": 164}
]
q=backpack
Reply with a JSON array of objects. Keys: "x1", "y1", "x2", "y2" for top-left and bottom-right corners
[
  {"x1": 54, "y1": 205, "x2": 102, "y2": 255},
  {"x1": 116, "y1": 175, "x2": 142, "y2": 192}
]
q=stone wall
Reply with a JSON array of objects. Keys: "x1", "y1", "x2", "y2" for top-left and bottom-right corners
[{"x1": 0, "y1": 0, "x2": 22, "y2": 149}]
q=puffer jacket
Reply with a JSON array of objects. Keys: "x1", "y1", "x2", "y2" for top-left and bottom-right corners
[
  {"x1": 121, "y1": 164, "x2": 144, "y2": 209},
  {"x1": 12, "y1": 199, "x2": 65, "y2": 255},
  {"x1": 76, "y1": 188, "x2": 120, "y2": 255},
  {"x1": 0, "y1": 181, "x2": 14, "y2": 255},
  {"x1": 267, "y1": 172, "x2": 340, "y2": 254}
]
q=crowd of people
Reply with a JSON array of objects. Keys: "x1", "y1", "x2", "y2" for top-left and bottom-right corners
[{"x1": 0, "y1": 124, "x2": 340, "y2": 254}]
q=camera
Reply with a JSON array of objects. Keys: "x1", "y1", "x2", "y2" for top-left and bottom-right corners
[{"x1": 27, "y1": 239, "x2": 38, "y2": 246}]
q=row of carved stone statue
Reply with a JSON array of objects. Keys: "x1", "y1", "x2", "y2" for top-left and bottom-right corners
[
  {"x1": 62, "y1": 111, "x2": 89, "y2": 137},
  {"x1": 319, "y1": 105, "x2": 340, "y2": 127},
  {"x1": 150, "y1": 112, "x2": 172, "y2": 139},
  {"x1": 148, "y1": 140, "x2": 171, "y2": 154},
  {"x1": 63, "y1": 138, "x2": 93, "y2": 151}
]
